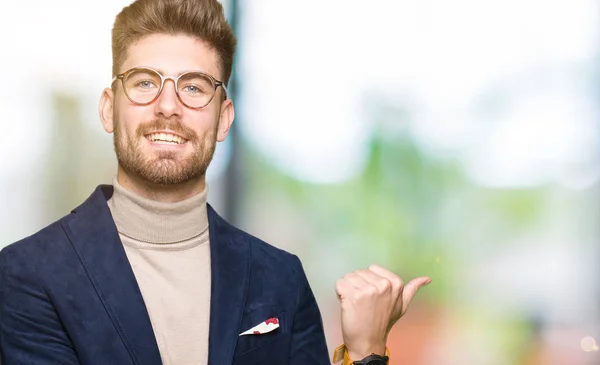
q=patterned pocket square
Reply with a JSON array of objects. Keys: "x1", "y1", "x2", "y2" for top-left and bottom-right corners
[{"x1": 239, "y1": 317, "x2": 280, "y2": 336}]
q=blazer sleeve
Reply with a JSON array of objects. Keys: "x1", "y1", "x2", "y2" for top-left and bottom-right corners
[
  {"x1": 0, "y1": 246, "x2": 81, "y2": 365},
  {"x1": 289, "y1": 255, "x2": 330, "y2": 364}
]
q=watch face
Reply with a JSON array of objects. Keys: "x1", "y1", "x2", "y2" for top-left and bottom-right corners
[
  {"x1": 365, "y1": 360, "x2": 388, "y2": 365},
  {"x1": 354, "y1": 354, "x2": 389, "y2": 365}
]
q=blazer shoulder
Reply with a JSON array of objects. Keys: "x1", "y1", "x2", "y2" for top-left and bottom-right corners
[
  {"x1": 1, "y1": 212, "x2": 75, "y2": 262},
  {"x1": 2, "y1": 184, "x2": 112, "y2": 259}
]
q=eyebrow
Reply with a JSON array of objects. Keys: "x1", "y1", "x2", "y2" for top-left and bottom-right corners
[{"x1": 139, "y1": 66, "x2": 210, "y2": 77}]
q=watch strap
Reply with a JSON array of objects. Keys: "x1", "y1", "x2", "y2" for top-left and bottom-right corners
[{"x1": 332, "y1": 344, "x2": 390, "y2": 365}]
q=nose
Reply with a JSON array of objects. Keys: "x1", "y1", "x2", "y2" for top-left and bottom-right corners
[{"x1": 154, "y1": 77, "x2": 183, "y2": 118}]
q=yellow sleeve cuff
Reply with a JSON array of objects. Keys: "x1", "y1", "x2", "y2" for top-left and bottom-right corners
[{"x1": 332, "y1": 344, "x2": 390, "y2": 364}]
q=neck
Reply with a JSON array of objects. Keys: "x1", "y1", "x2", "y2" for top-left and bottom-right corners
[{"x1": 116, "y1": 166, "x2": 206, "y2": 203}]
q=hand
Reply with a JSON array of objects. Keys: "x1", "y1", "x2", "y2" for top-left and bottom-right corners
[{"x1": 335, "y1": 264, "x2": 431, "y2": 360}]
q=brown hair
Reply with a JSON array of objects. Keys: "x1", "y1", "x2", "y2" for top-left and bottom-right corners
[{"x1": 112, "y1": 0, "x2": 236, "y2": 85}]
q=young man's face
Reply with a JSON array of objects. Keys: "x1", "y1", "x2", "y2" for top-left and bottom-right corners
[{"x1": 100, "y1": 33, "x2": 234, "y2": 186}]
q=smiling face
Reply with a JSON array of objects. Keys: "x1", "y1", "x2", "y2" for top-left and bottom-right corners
[{"x1": 99, "y1": 33, "x2": 234, "y2": 191}]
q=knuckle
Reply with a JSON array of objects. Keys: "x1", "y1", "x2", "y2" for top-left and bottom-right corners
[
  {"x1": 379, "y1": 278, "x2": 392, "y2": 292},
  {"x1": 392, "y1": 276, "x2": 404, "y2": 289}
]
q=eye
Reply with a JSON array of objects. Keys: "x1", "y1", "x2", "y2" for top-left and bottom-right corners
[
  {"x1": 184, "y1": 85, "x2": 200, "y2": 93},
  {"x1": 137, "y1": 80, "x2": 157, "y2": 89},
  {"x1": 182, "y1": 84, "x2": 207, "y2": 94}
]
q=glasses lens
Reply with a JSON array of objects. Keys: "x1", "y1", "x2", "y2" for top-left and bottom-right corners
[
  {"x1": 178, "y1": 72, "x2": 216, "y2": 108},
  {"x1": 123, "y1": 69, "x2": 162, "y2": 104}
]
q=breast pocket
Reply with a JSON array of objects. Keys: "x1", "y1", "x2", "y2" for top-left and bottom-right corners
[{"x1": 233, "y1": 306, "x2": 289, "y2": 357}]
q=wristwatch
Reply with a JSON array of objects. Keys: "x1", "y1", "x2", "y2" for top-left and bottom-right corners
[
  {"x1": 352, "y1": 353, "x2": 390, "y2": 365},
  {"x1": 331, "y1": 344, "x2": 391, "y2": 365}
]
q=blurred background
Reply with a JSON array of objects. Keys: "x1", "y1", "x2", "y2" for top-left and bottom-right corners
[{"x1": 1, "y1": 0, "x2": 599, "y2": 363}]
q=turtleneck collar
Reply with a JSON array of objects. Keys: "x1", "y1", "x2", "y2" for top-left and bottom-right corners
[{"x1": 107, "y1": 177, "x2": 209, "y2": 245}]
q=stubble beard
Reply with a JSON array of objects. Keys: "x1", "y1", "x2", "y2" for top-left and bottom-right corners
[{"x1": 113, "y1": 116, "x2": 218, "y2": 186}]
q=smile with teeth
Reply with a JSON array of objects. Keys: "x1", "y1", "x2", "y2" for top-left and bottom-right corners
[{"x1": 146, "y1": 132, "x2": 188, "y2": 145}]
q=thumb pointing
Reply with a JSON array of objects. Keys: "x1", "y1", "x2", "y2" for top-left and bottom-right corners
[{"x1": 401, "y1": 276, "x2": 431, "y2": 314}]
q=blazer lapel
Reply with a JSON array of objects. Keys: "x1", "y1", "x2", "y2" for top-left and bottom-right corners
[
  {"x1": 62, "y1": 185, "x2": 162, "y2": 365},
  {"x1": 207, "y1": 205, "x2": 250, "y2": 365}
]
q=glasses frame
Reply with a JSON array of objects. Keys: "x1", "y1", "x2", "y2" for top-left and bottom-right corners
[{"x1": 112, "y1": 67, "x2": 228, "y2": 109}]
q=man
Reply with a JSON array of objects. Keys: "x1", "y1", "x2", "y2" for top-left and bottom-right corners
[{"x1": 0, "y1": 0, "x2": 430, "y2": 364}]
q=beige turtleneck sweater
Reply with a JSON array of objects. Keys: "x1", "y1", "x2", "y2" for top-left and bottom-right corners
[{"x1": 107, "y1": 178, "x2": 211, "y2": 365}]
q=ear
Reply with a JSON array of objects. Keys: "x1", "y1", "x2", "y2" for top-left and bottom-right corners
[
  {"x1": 99, "y1": 87, "x2": 115, "y2": 133},
  {"x1": 216, "y1": 98, "x2": 235, "y2": 142}
]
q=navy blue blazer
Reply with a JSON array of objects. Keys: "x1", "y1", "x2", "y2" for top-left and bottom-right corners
[{"x1": 0, "y1": 185, "x2": 330, "y2": 364}]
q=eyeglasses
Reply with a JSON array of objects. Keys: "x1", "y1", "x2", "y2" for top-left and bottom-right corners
[{"x1": 112, "y1": 67, "x2": 227, "y2": 109}]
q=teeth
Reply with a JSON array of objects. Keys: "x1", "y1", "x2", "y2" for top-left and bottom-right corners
[{"x1": 147, "y1": 133, "x2": 186, "y2": 144}]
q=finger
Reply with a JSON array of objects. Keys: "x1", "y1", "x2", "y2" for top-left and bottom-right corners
[
  {"x1": 401, "y1": 276, "x2": 432, "y2": 314},
  {"x1": 335, "y1": 277, "x2": 356, "y2": 301},
  {"x1": 354, "y1": 269, "x2": 392, "y2": 294},
  {"x1": 367, "y1": 265, "x2": 404, "y2": 314},
  {"x1": 343, "y1": 272, "x2": 373, "y2": 291},
  {"x1": 368, "y1": 264, "x2": 404, "y2": 291}
]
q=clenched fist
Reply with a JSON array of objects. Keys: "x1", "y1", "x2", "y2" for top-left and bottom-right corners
[{"x1": 335, "y1": 264, "x2": 431, "y2": 360}]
